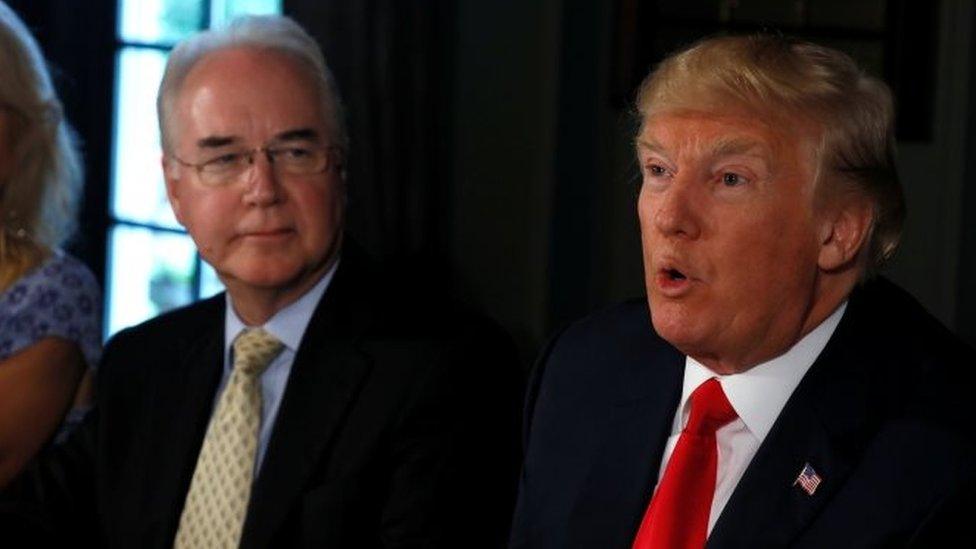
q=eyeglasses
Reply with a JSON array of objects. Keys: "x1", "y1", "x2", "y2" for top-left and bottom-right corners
[{"x1": 172, "y1": 143, "x2": 341, "y2": 187}]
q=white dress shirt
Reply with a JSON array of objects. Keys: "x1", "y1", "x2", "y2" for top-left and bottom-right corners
[
  {"x1": 655, "y1": 302, "x2": 847, "y2": 535},
  {"x1": 220, "y1": 258, "x2": 339, "y2": 475}
]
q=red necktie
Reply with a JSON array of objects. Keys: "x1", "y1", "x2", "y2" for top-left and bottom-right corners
[{"x1": 632, "y1": 378, "x2": 737, "y2": 549}]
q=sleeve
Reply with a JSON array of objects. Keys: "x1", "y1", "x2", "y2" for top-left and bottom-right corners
[{"x1": 0, "y1": 254, "x2": 103, "y2": 369}]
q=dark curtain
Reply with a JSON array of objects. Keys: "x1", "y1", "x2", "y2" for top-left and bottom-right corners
[{"x1": 285, "y1": 0, "x2": 455, "y2": 282}]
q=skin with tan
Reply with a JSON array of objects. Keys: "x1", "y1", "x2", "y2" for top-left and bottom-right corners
[
  {"x1": 636, "y1": 107, "x2": 873, "y2": 374},
  {"x1": 163, "y1": 47, "x2": 344, "y2": 326},
  {"x1": 0, "y1": 106, "x2": 86, "y2": 487}
]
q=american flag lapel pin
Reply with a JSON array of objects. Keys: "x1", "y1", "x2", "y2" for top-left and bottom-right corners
[{"x1": 793, "y1": 463, "x2": 822, "y2": 496}]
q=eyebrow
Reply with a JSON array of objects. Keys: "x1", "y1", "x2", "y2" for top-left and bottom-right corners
[
  {"x1": 708, "y1": 136, "x2": 768, "y2": 159},
  {"x1": 636, "y1": 136, "x2": 768, "y2": 160},
  {"x1": 196, "y1": 135, "x2": 238, "y2": 149},
  {"x1": 273, "y1": 128, "x2": 321, "y2": 142},
  {"x1": 193, "y1": 128, "x2": 322, "y2": 149},
  {"x1": 636, "y1": 138, "x2": 665, "y2": 153}
]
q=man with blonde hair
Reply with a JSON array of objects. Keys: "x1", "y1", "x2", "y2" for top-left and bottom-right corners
[
  {"x1": 512, "y1": 34, "x2": 975, "y2": 547},
  {"x1": 2, "y1": 15, "x2": 521, "y2": 547}
]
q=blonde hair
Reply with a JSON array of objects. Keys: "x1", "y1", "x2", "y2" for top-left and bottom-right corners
[
  {"x1": 0, "y1": 1, "x2": 83, "y2": 285},
  {"x1": 637, "y1": 34, "x2": 904, "y2": 271}
]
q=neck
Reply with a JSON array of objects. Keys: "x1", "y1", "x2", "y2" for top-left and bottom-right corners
[
  {"x1": 225, "y1": 256, "x2": 336, "y2": 326},
  {"x1": 695, "y1": 269, "x2": 858, "y2": 375},
  {"x1": 0, "y1": 232, "x2": 47, "y2": 293}
]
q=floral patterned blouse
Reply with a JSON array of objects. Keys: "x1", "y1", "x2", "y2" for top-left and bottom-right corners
[
  {"x1": 0, "y1": 252, "x2": 102, "y2": 439},
  {"x1": 0, "y1": 251, "x2": 101, "y2": 367}
]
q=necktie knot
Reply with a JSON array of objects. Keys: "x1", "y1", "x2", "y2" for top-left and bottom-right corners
[
  {"x1": 233, "y1": 328, "x2": 284, "y2": 377},
  {"x1": 685, "y1": 378, "x2": 737, "y2": 436}
]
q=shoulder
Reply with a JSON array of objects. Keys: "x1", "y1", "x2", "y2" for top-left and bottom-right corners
[
  {"x1": 0, "y1": 252, "x2": 102, "y2": 365},
  {"x1": 44, "y1": 252, "x2": 100, "y2": 295},
  {"x1": 102, "y1": 293, "x2": 223, "y2": 370},
  {"x1": 832, "y1": 277, "x2": 976, "y2": 481},
  {"x1": 535, "y1": 298, "x2": 671, "y2": 387},
  {"x1": 846, "y1": 276, "x2": 969, "y2": 354},
  {"x1": 842, "y1": 277, "x2": 976, "y2": 394},
  {"x1": 549, "y1": 298, "x2": 658, "y2": 356},
  {"x1": 353, "y1": 287, "x2": 519, "y2": 385},
  {"x1": 310, "y1": 246, "x2": 522, "y2": 406},
  {"x1": 1, "y1": 252, "x2": 99, "y2": 311},
  {"x1": 522, "y1": 298, "x2": 680, "y2": 433},
  {"x1": 324, "y1": 242, "x2": 515, "y2": 350},
  {"x1": 107, "y1": 293, "x2": 222, "y2": 347}
]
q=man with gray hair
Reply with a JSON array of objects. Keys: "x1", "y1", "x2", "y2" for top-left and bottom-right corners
[
  {"x1": 511, "y1": 34, "x2": 976, "y2": 547},
  {"x1": 1, "y1": 15, "x2": 521, "y2": 547}
]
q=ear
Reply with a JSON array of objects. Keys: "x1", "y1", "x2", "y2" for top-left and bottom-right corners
[
  {"x1": 817, "y1": 195, "x2": 874, "y2": 271},
  {"x1": 161, "y1": 154, "x2": 187, "y2": 227}
]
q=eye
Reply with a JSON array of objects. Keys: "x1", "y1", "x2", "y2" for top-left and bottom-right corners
[
  {"x1": 281, "y1": 146, "x2": 313, "y2": 159},
  {"x1": 721, "y1": 172, "x2": 747, "y2": 187},
  {"x1": 203, "y1": 152, "x2": 244, "y2": 169},
  {"x1": 269, "y1": 146, "x2": 319, "y2": 165},
  {"x1": 645, "y1": 164, "x2": 669, "y2": 177}
]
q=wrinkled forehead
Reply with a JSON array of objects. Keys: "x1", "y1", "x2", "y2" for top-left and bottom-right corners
[
  {"x1": 640, "y1": 104, "x2": 815, "y2": 143},
  {"x1": 169, "y1": 47, "x2": 333, "y2": 148}
]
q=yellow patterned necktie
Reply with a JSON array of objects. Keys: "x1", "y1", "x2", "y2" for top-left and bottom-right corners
[{"x1": 174, "y1": 328, "x2": 284, "y2": 548}]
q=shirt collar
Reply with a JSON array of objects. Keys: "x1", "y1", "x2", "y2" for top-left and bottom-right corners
[
  {"x1": 224, "y1": 258, "x2": 340, "y2": 360},
  {"x1": 676, "y1": 301, "x2": 847, "y2": 443}
]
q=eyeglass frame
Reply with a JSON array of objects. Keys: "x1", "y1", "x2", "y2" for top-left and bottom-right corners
[{"x1": 168, "y1": 142, "x2": 344, "y2": 187}]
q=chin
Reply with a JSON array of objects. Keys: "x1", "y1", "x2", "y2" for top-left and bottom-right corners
[
  {"x1": 222, "y1": 260, "x2": 307, "y2": 290},
  {"x1": 648, "y1": 300, "x2": 710, "y2": 353}
]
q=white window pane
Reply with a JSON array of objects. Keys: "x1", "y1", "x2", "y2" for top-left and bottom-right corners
[
  {"x1": 107, "y1": 226, "x2": 197, "y2": 336},
  {"x1": 211, "y1": 0, "x2": 282, "y2": 27},
  {"x1": 119, "y1": 0, "x2": 205, "y2": 44},
  {"x1": 111, "y1": 47, "x2": 179, "y2": 228},
  {"x1": 200, "y1": 261, "x2": 225, "y2": 298}
]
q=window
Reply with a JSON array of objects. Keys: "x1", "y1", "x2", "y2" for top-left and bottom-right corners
[{"x1": 107, "y1": 0, "x2": 281, "y2": 336}]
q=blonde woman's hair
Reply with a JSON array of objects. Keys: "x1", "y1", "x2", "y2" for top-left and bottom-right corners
[
  {"x1": 637, "y1": 34, "x2": 905, "y2": 271},
  {"x1": 0, "y1": 1, "x2": 83, "y2": 286}
]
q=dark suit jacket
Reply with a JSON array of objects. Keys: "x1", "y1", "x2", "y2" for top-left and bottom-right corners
[
  {"x1": 511, "y1": 277, "x2": 976, "y2": 548},
  {"x1": 2, "y1": 244, "x2": 523, "y2": 548}
]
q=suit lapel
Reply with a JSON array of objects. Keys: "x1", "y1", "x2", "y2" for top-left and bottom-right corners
[
  {"x1": 568, "y1": 341, "x2": 684, "y2": 547},
  {"x1": 240, "y1": 249, "x2": 375, "y2": 548},
  {"x1": 139, "y1": 297, "x2": 225, "y2": 547},
  {"x1": 709, "y1": 293, "x2": 879, "y2": 547}
]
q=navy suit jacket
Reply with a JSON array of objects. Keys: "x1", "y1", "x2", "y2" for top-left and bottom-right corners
[
  {"x1": 1, "y1": 243, "x2": 523, "y2": 548},
  {"x1": 511, "y1": 277, "x2": 976, "y2": 547}
]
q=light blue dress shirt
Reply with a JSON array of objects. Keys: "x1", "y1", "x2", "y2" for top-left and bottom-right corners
[{"x1": 219, "y1": 259, "x2": 339, "y2": 475}]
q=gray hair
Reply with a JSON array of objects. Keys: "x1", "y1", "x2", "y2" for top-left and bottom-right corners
[
  {"x1": 157, "y1": 15, "x2": 348, "y2": 153},
  {"x1": 638, "y1": 34, "x2": 905, "y2": 272},
  {"x1": 0, "y1": 0, "x2": 83, "y2": 249}
]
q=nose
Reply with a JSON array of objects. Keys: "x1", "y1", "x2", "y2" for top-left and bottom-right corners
[
  {"x1": 643, "y1": 174, "x2": 701, "y2": 240},
  {"x1": 242, "y1": 151, "x2": 280, "y2": 206}
]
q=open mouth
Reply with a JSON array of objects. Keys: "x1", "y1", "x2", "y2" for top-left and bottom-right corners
[{"x1": 664, "y1": 268, "x2": 687, "y2": 281}]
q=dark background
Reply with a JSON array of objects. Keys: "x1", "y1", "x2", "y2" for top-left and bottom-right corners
[{"x1": 8, "y1": 0, "x2": 976, "y2": 361}]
